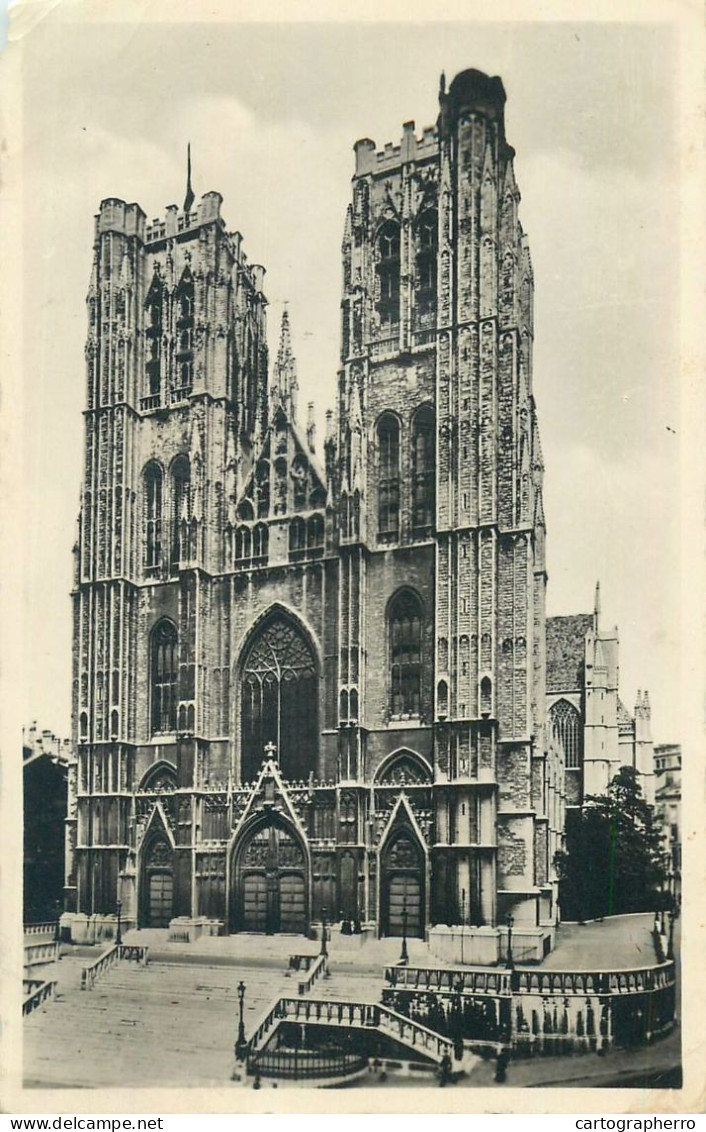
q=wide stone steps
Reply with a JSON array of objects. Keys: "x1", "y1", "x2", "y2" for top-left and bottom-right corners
[
  {"x1": 24, "y1": 959, "x2": 293, "y2": 1089},
  {"x1": 320, "y1": 968, "x2": 386, "y2": 1004}
]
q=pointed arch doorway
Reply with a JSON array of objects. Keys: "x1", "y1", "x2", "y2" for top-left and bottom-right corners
[
  {"x1": 231, "y1": 817, "x2": 308, "y2": 935},
  {"x1": 140, "y1": 835, "x2": 175, "y2": 928},
  {"x1": 380, "y1": 829, "x2": 425, "y2": 938}
]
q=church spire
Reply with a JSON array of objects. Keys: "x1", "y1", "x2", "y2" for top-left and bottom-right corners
[
  {"x1": 184, "y1": 143, "x2": 195, "y2": 213},
  {"x1": 271, "y1": 305, "x2": 298, "y2": 421}
]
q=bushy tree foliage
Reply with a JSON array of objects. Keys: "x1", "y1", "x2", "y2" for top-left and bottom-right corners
[{"x1": 555, "y1": 766, "x2": 666, "y2": 921}]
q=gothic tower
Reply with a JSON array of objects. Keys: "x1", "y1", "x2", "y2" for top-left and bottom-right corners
[
  {"x1": 339, "y1": 69, "x2": 558, "y2": 950},
  {"x1": 69, "y1": 188, "x2": 268, "y2": 919}
]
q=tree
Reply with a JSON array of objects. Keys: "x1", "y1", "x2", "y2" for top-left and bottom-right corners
[{"x1": 555, "y1": 767, "x2": 666, "y2": 921}]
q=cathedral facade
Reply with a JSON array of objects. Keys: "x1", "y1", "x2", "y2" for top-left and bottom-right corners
[{"x1": 65, "y1": 69, "x2": 565, "y2": 962}]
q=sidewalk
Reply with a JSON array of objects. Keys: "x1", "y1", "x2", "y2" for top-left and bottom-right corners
[
  {"x1": 465, "y1": 1025, "x2": 682, "y2": 1089},
  {"x1": 542, "y1": 914, "x2": 657, "y2": 971}
]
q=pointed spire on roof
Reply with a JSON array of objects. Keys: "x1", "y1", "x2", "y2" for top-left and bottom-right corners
[
  {"x1": 184, "y1": 143, "x2": 195, "y2": 213},
  {"x1": 271, "y1": 304, "x2": 299, "y2": 421},
  {"x1": 594, "y1": 580, "x2": 601, "y2": 630},
  {"x1": 306, "y1": 402, "x2": 316, "y2": 454}
]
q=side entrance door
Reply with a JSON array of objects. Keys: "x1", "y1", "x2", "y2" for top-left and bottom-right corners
[{"x1": 148, "y1": 871, "x2": 173, "y2": 928}]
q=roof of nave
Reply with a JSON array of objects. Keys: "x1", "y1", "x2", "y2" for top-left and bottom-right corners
[
  {"x1": 546, "y1": 614, "x2": 594, "y2": 693},
  {"x1": 617, "y1": 697, "x2": 634, "y2": 730}
]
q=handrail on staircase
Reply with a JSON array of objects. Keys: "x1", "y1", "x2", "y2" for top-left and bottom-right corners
[
  {"x1": 81, "y1": 943, "x2": 150, "y2": 990},
  {"x1": 248, "y1": 996, "x2": 455, "y2": 1064}
]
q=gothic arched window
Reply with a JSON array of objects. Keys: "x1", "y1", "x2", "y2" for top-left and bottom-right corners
[
  {"x1": 144, "y1": 277, "x2": 163, "y2": 398},
  {"x1": 143, "y1": 462, "x2": 163, "y2": 573},
  {"x1": 412, "y1": 405, "x2": 435, "y2": 532},
  {"x1": 389, "y1": 590, "x2": 423, "y2": 717},
  {"x1": 240, "y1": 616, "x2": 318, "y2": 782},
  {"x1": 256, "y1": 461, "x2": 270, "y2": 518},
  {"x1": 550, "y1": 699, "x2": 582, "y2": 769},
  {"x1": 376, "y1": 220, "x2": 400, "y2": 330},
  {"x1": 289, "y1": 516, "x2": 306, "y2": 558},
  {"x1": 235, "y1": 525, "x2": 251, "y2": 562},
  {"x1": 307, "y1": 513, "x2": 324, "y2": 551},
  {"x1": 252, "y1": 522, "x2": 269, "y2": 563},
  {"x1": 175, "y1": 272, "x2": 194, "y2": 400},
  {"x1": 415, "y1": 209, "x2": 438, "y2": 317},
  {"x1": 170, "y1": 456, "x2": 190, "y2": 572},
  {"x1": 151, "y1": 619, "x2": 178, "y2": 734},
  {"x1": 377, "y1": 413, "x2": 400, "y2": 538}
]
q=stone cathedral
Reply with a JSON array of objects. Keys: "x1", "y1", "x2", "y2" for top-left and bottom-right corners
[{"x1": 66, "y1": 69, "x2": 567, "y2": 964}]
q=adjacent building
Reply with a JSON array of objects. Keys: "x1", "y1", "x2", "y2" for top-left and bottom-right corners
[
  {"x1": 653, "y1": 743, "x2": 681, "y2": 898},
  {"x1": 23, "y1": 724, "x2": 70, "y2": 923},
  {"x1": 546, "y1": 584, "x2": 654, "y2": 812}
]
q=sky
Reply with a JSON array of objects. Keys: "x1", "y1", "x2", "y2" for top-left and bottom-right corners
[{"x1": 17, "y1": 13, "x2": 682, "y2": 743}]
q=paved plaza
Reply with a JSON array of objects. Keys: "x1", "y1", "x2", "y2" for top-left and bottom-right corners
[{"x1": 542, "y1": 914, "x2": 657, "y2": 970}]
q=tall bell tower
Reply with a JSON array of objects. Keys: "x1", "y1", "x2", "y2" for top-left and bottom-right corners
[
  {"x1": 432, "y1": 70, "x2": 554, "y2": 938},
  {"x1": 338, "y1": 68, "x2": 560, "y2": 955},
  {"x1": 69, "y1": 185, "x2": 268, "y2": 922}
]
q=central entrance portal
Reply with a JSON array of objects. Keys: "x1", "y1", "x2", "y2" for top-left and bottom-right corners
[{"x1": 232, "y1": 819, "x2": 308, "y2": 935}]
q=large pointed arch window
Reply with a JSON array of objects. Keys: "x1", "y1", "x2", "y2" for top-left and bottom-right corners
[
  {"x1": 143, "y1": 462, "x2": 163, "y2": 574},
  {"x1": 389, "y1": 590, "x2": 423, "y2": 717},
  {"x1": 549, "y1": 699, "x2": 582, "y2": 770},
  {"x1": 170, "y1": 456, "x2": 190, "y2": 572},
  {"x1": 151, "y1": 619, "x2": 178, "y2": 734},
  {"x1": 377, "y1": 413, "x2": 400, "y2": 538},
  {"x1": 240, "y1": 616, "x2": 318, "y2": 783},
  {"x1": 412, "y1": 405, "x2": 435, "y2": 532},
  {"x1": 376, "y1": 220, "x2": 400, "y2": 331}
]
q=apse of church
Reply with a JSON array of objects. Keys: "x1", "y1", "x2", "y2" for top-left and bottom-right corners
[{"x1": 67, "y1": 69, "x2": 564, "y2": 962}]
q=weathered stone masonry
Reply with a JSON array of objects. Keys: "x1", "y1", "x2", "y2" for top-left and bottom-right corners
[{"x1": 66, "y1": 69, "x2": 565, "y2": 963}]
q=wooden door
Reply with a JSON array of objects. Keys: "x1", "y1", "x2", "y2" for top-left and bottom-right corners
[
  {"x1": 279, "y1": 873, "x2": 306, "y2": 933},
  {"x1": 235, "y1": 821, "x2": 308, "y2": 934},
  {"x1": 149, "y1": 871, "x2": 173, "y2": 928},
  {"x1": 242, "y1": 873, "x2": 268, "y2": 932},
  {"x1": 388, "y1": 873, "x2": 421, "y2": 936},
  {"x1": 382, "y1": 832, "x2": 424, "y2": 937}
]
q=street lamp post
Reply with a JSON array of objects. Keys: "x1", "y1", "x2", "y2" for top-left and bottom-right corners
[
  {"x1": 235, "y1": 980, "x2": 248, "y2": 1060},
  {"x1": 460, "y1": 889, "x2": 466, "y2": 967},
  {"x1": 453, "y1": 974, "x2": 464, "y2": 1062},
  {"x1": 320, "y1": 905, "x2": 328, "y2": 957},
  {"x1": 667, "y1": 887, "x2": 676, "y2": 961},
  {"x1": 116, "y1": 898, "x2": 123, "y2": 947},
  {"x1": 399, "y1": 903, "x2": 409, "y2": 965},
  {"x1": 506, "y1": 913, "x2": 515, "y2": 971},
  {"x1": 54, "y1": 900, "x2": 62, "y2": 945}
]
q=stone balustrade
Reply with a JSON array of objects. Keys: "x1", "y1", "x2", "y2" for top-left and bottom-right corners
[
  {"x1": 381, "y1": 960, "x2": 677, "y2": 1056},
  {"x1": 385, "y1": 964, "x2": 513, "y2": 996},
  {"x1": 249, "y1": 996, "x2": 455, "y2": 1065},
  {"x1": 24, "y1": 941, "x2": 59, "y2": 967},
  {"x1": 81, "y1": 943, "x2": 149, "y2": 990},
  {"x1": 23, "y1": 979, "x2": 57, "y2": 1016},
  {"x1": 296, "y1": 953, "x2": 329, "y2": 996},
  {"x1": 24, "y1": 921, "x2": 58, "y2": 938}
]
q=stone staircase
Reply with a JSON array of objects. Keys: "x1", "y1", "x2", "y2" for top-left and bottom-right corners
[
  {"x1": 24, "y1": 958, "x2": 293, "y2": 1088},
  {"x1": 23, "y1": 936, "x2": 458, "y2": 1089}
]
